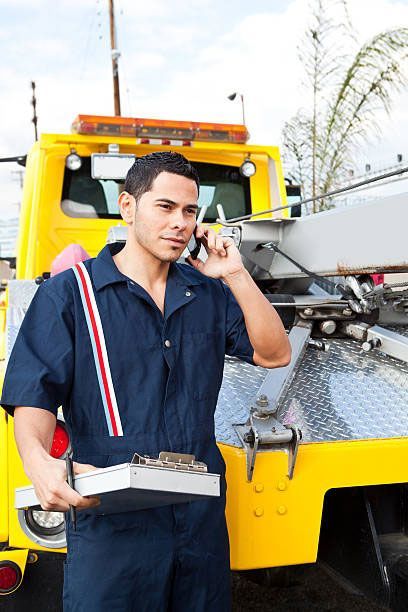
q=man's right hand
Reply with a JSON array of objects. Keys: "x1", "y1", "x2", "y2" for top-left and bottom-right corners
[
  {"x1": 14, "y1": 406, "x2": 100, "y2": 512},
  {"x1": 25, "y1": 454, "x2": 100, "y2": 512}
]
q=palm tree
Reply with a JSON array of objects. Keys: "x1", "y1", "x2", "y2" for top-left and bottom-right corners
[{"x1": 282, "y1": 0, "x2": 408, "y2": 212}]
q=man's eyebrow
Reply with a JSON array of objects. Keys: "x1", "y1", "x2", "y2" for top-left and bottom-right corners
[{"x1": 155, "y1": 198, "x2": 198, "y2": 209}]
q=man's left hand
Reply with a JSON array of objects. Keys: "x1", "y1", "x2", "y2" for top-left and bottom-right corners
[{"x1": 186, "y1": 227, "x2": 244, "y2": 280}]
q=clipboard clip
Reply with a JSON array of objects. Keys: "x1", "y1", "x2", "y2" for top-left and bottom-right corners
[{"x1": 131, "y1": 451, "x2": 208, "y2": 473}]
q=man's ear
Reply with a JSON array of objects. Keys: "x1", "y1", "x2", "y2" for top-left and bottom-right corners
[{"x1": 118, "y1": 191, "x2": 135, "y2": 224}]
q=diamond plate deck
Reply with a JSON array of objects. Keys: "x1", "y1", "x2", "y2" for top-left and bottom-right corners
[
  {"x1": 215, "y1": 326, "x2": 408, "y2": 446},
  {"x1": 388, "y1": 324, "x2": 408, "y2": 338}
]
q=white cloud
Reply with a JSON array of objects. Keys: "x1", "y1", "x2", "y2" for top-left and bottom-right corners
[
  {"x1": 125, "y1": 52, "x2": 166, "y2": 69},
  {"x1": 350, "y1": 0, "x2": 408, "y2": 39},
  {"x1": 1, "y1": 0, "x2": 408, "y2": 219}
]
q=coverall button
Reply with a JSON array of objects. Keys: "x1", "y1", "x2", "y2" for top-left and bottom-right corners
[
  {"x1": 164, "y1": 339, "x2": 171, "y2": 348},
  {"x1": 185, "y1": 290, "x2": 191, "y2": 297}
]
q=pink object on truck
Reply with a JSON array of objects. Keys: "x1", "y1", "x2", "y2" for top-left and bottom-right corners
[
  {"x1": 371, "y1": 274, "x2": 384, "y2": 286},
  {"x1": 51, "y1": 244, "x2": 91, "y2": 276}
]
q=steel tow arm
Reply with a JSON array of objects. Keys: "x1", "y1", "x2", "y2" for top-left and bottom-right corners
[{"x1": 234, "y1": 322, "x2": 310, "y2": 481}]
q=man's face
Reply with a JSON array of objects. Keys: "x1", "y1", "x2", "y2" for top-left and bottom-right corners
[{"x1": 121, "y1": 171, "x2": 199, "y2": 263}]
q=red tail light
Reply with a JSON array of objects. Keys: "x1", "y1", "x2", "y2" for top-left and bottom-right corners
[
  {"x1": 50, "y1": 421, "x2": 70, "y2": 459},
  {"x1": 0, "y1": 561, "x2": 22, "y2": 594}
]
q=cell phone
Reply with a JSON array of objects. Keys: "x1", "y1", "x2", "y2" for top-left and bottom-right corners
[{"x1": 187, "y1": 225, "x2": 202, "y2": 260}]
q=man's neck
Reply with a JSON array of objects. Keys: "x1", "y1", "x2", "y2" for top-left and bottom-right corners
[{"x1": 112, "y1": 239, "x2": 170, "y2": 290}]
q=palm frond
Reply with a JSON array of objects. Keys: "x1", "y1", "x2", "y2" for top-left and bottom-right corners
[
  {"x1": 281, "y1": 0, "x2": 408, "y2": 211},
  {"x1": 319, "y1": 28, "x2": 408, "y2": 184}
]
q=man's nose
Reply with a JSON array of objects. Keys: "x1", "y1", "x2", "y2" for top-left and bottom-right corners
[{"x1": 170, "y1": 210, "x2": 188, "y2": 230}]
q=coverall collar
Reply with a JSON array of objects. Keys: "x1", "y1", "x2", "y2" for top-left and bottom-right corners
[{"x1": 92, "y1": 243, "x2": 205, "y2": 292}]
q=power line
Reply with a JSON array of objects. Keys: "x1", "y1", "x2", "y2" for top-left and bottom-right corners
[
  {"x1": 221, "y1": 165, "x2": 408, "y2": 224},
  {"x1": 79, "y1": 0, "x2": 101, "y2": 82}
]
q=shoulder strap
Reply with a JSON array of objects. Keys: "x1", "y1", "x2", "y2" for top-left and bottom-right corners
[{"x1": 72, "y1": 262, "x2": 123, "y2": 437}]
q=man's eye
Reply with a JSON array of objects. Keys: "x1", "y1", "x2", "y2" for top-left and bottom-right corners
[
  {"x1": 186, "y1": 209, "x2": 197, "y2": 215},
  {"x1": 160, "y1": 204, "x2": 171, "y2": 210}
]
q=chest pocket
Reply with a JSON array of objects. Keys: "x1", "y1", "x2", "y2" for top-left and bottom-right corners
[{"x1": 181, "y1": 331, "x2": 224, "y2": 400}]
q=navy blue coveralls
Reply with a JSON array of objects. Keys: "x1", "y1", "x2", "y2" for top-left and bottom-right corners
[{"x1": 1, "y1": 242, "x2": 255, "y2": 612}]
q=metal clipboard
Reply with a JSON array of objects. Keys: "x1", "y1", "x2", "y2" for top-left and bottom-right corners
[{"x1": 15, "y1": 452, "x2": 220, "y2": 516}]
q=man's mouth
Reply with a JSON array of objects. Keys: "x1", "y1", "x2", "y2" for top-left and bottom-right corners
[{"x1": 162, "y1": 236, "x2": 186, "y2": 246}]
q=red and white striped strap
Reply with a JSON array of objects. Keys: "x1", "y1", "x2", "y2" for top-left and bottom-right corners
[{"x1": 72, "y1": 262, "x2": 123, "y2": 437}]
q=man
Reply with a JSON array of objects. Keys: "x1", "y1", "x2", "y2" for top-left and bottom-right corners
[{"x1": 1, "y1": 151, "x2": 290, "y2": 611}]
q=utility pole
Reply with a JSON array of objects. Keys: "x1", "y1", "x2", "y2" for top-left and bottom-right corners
[
  {"x1": 31, "y1": 81, "x2": 38, "y2": 140},
  {"x1": 109, "y1": 0, "x2": 121, "y2": 116}
]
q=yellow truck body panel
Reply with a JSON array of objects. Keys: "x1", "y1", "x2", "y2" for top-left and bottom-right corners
[{"x1": 222, "y1": 438, "x2": 408, "y2": 569}]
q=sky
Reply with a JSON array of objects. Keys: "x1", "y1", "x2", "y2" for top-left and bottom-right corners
[{"x1": 0, "y1": 0, "x2": 408, "y2": 219}]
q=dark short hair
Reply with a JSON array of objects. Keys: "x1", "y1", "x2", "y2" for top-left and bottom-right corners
[{"x1": 124, "y1": 151, "x2": 200, "y2": 204}]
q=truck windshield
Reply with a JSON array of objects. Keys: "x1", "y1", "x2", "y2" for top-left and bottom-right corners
[{"x1": 61, "y1": 158, "x2": 251, "y2": 222}]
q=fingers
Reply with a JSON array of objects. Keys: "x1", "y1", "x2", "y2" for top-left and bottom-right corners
[
  {"x1": 73, "y1": 462, "x2": 97, "y2": 475},
  {"x1": 77, "y1": 495, "x2": 101, "y2": 510},
  {"x1": 40, "y1": 494, "x2": 100, "y2": 513},
  {"x1": 223, "y1": 237, "x2": 234, "y2": 250},
  {"x1": 215, "y1": 234, "x2": 226, "y2": 256},
  {"x1": 38, "y1": 473, "x2": 100, "y2": 512},
  {"x1": 205, "y1": 228, "x2": 216, "y2": 251},
  {"x1": 202, "y1": 228, "x2": 228, "y2": 256},
  {"x1": 63, "y1": 467, "x2": 100, "y2": 508},
  {"x1": 31, "y1": 457, "x2": 101, "y2": 513},
  {"x1": 40, "y1": 495, "x2": 71, "y2": 512},
  {"x1": 40, "y1": 492, "x2": 100, "y2": 512},
  {"x1": 194, "y1": 224, "x2": 206, "y2": 239},
  {"x1": 61, "y1": 482, "x2": 99, "y2": 509},
  {"x1": 186, "y1": 256, "x2": 204, "y2": 271}
]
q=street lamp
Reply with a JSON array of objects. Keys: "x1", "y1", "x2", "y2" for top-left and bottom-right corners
[{"x1": 228, "y1": 92, "x2": 246, "y2": 125}]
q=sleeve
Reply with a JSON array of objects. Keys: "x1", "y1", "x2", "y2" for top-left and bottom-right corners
[
  {"x1": 223, "y1": 283, "x2": 255, "y2": 365},
  {"x1": 0, "y1": 282, "x2": 74, "y2": 417}
]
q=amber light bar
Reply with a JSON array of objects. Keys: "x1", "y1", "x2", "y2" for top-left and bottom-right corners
[{"x1": 72, "y1": 115, "x2": 249, "y2": 144}]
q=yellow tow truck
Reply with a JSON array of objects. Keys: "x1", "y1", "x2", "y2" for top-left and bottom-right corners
[{"x1": 1, "y1": 114, "x2": 408, "y2": 610}]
